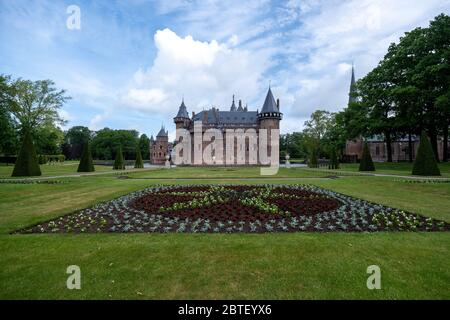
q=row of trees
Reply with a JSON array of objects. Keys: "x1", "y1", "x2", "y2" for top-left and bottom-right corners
[{"x1": 281, "y1": 14, "x2": 450, "y2": 167}]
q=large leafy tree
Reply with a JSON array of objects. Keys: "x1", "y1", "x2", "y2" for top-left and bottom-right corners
[
  {"x1": 139, "y1": 134, "x2": 150, "y2": 160},
  {"x1": 62, "y1": 126, "x2": 92, "y2": 160},
  {"x1": 91, "y1": 128, "x2": 139, "y2": 160},
  {"x1": 0, "y1": 75, "x2": 19, "y2": 155}
]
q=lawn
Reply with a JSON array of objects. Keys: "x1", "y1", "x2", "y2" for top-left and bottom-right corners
[
  {"x1": 0, "y1": 165, "x2": 449, "y2": 299},
  {"x1": 332, "y1": 162, "x2": 450, "y2": 177}
]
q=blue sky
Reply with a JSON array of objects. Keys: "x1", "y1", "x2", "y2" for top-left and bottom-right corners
[{"x1": 1, "y1": 0, "x2": 449, "y2": 139}]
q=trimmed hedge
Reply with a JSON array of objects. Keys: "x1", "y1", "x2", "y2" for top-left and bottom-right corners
[
  {"x1": 113, "y1": 147, "x2": 125, "y2": 170},
  {"x1": 77, "y1": 141, "x2": 95, "y2": 172},
  {"x1": 11, "y1": 131, "x2": 41, "y2": 177},
  {"x1": 412, "y1": 131, "x2": 441, "y2": 176},
  {"x1": 359, "y1": 142, "x2": 375, "y2": 172},
  {"x1": 134, "y1": 148, "x2": 144, "y2": 169}
]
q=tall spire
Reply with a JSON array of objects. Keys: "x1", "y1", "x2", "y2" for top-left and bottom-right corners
[
  {"x1": 230, "y1": 94, "x2": 237, "y2": 111},
  {"x1": 348, "y1": 64, "x2": 357, "y2": 105},
  {"x1": 175, "y1": 97, "x2": 189, "y2": 118}
]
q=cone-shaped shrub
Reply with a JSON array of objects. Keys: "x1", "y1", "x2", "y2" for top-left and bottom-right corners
[
  {"x1": 308, "y1": 148, "x2": 318, "y2": 168},
  {"x1": 113, "y1": 147, "x2": 125, "y2": 170},
  {"x1": 134, "y1": 147, "x2": 144, "y2": 169},
  {"x1": 77, "y1": 141, "x2": 95, "y2": 172},
  {"x1": 412, "y1": 131, "x2": 441, "y2": 176},
  {"x1": 359, "y1": 143, "x2": 375, "y2": 171},
  {"x1": 12, "y1": 130, "x2": 42, "y2": 177},
  {"x1": 329, "y1": 149, "x2": 340, "y2": 169}
]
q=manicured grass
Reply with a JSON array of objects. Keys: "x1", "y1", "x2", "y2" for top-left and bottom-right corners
[
  {"x1": 0, "y1": 161, "x2": 113, "y2": 178},
  {"x1": 0, "y1": 166, "x2": 449, "y2": 299}
]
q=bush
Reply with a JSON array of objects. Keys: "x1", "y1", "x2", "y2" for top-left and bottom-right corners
[
  {"x1": 113, "y1": 147, "x2": 125, "y2": 170},
  {"x1": 77, "y1": 141, "x2": 95, "y2": 172},
  {"x1": 308, "y1": 149, "x2": 318, "y2": 168},
  {"x1": 38, "y1": 155, "x2": 48, "y2": 165},
  {"x1": 329, "y1": 149, "x2": 340, "y2": 169},
  {"x1": 0, "y1": 156, "x2": 17, "y2": 165},
  {"x1": 134, "y1": 148, "x2": 144, "y2": 169},
  {"x1": 412, "y1": 131, "x2": 441, "y2": 176},
  {"x1": 359, "y1": 142, "x2": 375, "y2": 171},
  {"x1": 11, "y1": 131, "x2": 42, "y2": 177}
]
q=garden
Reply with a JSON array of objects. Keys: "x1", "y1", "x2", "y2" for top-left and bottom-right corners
[{"x1": 17, "y1": 184, "x2": 449, "y2": 234}]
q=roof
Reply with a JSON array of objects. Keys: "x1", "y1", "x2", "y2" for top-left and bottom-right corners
[
  {"x1": 175, "y1": 99, "x2": 189, "y2": 118},
  {"x1": 348, "y1": 65, "x2": 357, "y2": 104},
  {"x1": 261, "y1": 87, "x2": 279, "y2": 113},
  {"x1": 193, "y1": 109, "x2": 258, "y2": 124},
  {"x1": 156, "y1": 126, "x2": 168, "y2": 137},
  {"x1": 230, "y1": 95, "x2": 237, "y2": 111}
]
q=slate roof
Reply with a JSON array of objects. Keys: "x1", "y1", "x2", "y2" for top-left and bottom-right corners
[
  {"x1": 175, "y1": 99, "x2": 189, "y2": 118},
  {"x1": 193, "y1": 110, "x2": 258, "y2": 124},
  {"x1": 261, "y1": 87, "x2": 279, "y2": 113},
  {"x1": 157, "y1": 126, "x2": 168, "y2": 137}
]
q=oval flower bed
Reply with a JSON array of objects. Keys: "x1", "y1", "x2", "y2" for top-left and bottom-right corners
[{"x1": 16, "y1": 184, "x2": 450, "y2": 234}]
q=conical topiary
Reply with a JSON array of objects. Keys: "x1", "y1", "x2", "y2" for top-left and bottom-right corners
[
  {"x1": 329, "y1": 148, "x2": 340, "y2": 169},
  {"x1": 412, "y1": 131, "x2": 441, "y2": 176},
  {"x1": 134, "y1": 147, "x2": 144, "y2": 169},
  {"x1": 77, "y1": 141, "x2": 95, "y2": 172},
  {"x1": 359, "y1": 142, "x2": 375, "y2": 171},
  {"x1": 113, "y1": 147, "x2": 125, "y2": 170},
  {"x1": 12, "y1": 130, "x2": 42, "y2": 177},
  {"x1": 308, "y1": 148, "x2": 318, "y2": 168}
]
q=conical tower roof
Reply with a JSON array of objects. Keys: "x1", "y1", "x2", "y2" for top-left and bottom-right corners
[
  {"x1": 175, "y1": 98, "x2": 189, "y2": 118},
  {"x1": 157, "y1": 125, "x2": 168, "y2": 137},
  {"x1": 261, "y1": 87, "x2": 279, "y2": 113},
  {"x1": 348, "y1": 64, "x2": 357, "y2": 104}
]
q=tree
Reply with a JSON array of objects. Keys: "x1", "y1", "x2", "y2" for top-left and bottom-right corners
[
  {"x1": 308, "y1": 148, "x2": 318, "y2": 168},
  {"x1": 134, "y1": 147, "x2": 144, "y2": 169},
  {"x1": 412, "y1": 131, "x2": 441, "y2": 176},
  {"x1": 77, "y1": 141, "x2": 95, "y2": 172},
  {"x1": 113, "y1": 147, "x2": 125, "y2": 170},
  {"x1": 359, "y1": 143, "x2": 375, "y2": 171},
  {"x1": 11, "y1": 130, "x2": 41, "y2": 177},
  {"x1": 5, "y1": 78, "x2": 69, "y2": 132},
  {"x1": 329, "y1": 148, "x2": 339, "y2": 169},
  {"x1": 91, "y1": 128, "x2": 139, "y2": 160},
  {"x1": 139, "y1": 134, "x2": 150, "y2": 160},
  {"x1": 0, "y1": 75, "x2": 18, "y2": 155},
  {"x1": 62, "y1": 126, "x2": 92, "y2": 160},
  {"x1": 34, "y1": 123, "x2": 64, "y2": 155}
]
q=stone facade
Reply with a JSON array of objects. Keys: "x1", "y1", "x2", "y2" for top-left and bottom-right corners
[{"x1": 173, "y1": 88, "x2": 282, "y2": 166}]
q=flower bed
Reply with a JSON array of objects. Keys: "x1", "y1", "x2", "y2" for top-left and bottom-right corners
[{"x1": 16, "y1": 184, "x2": 450, "y2": 234}]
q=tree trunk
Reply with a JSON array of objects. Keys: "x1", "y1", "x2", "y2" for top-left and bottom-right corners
[
  {"x1": 385, "y1": 131, "x2": 393, "y2": 162},
  {"x1": 408, "y1": 131, "x2": 413, "y2": 163},
  {"x1": 443, "y1": 122, "x2": 449, "y2": 162}
]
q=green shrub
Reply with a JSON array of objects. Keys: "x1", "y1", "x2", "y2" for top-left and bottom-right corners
[
  {"x1": 38, "y1": 154, "x2": 48, "y2": 165},
  {"x1": 113, "y1": 147, "x2": 125, "y2": 170},
  {"x1": 77, "y1": 141, "x2": 95, "y2": 172},
  {"x1": 412, "y1": 131, "x2": 441, "y2": 176},
  {"x1": 308, "y1": 149, "x2": 318, "y2": 168},
  {"x1": 134, "y1": 147, "x2": 144, "y2": 169},
  {"x1": 329, "y1": 149, "x2": 340, "y2": 169},
  {"x1": 359, "y1": 142, "x2": 375, "y2": 171},
  {"x1": 11, "y1": 131, "x2": 41, "y2": 177}
]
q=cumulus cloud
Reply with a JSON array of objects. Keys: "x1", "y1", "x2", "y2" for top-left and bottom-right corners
[{"x1": 122, "y1": 28, "x2": 271, "y2": 115}]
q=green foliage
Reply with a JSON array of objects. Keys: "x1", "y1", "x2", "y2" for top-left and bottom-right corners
[
  {"x1": 139, "y1": 134, "x2": 150, "y2": 160},
  {"x1": 33, "y1": 124, "x2": 64, "y2": 155},
  {"x1": 38, "y1": 155, "x2": 48, "y2": 165},
  {"x1": 77, "y1": 141, "x2": 95, "y2": 172},
  {"x1": 134, "y1": 147, "x2": 144, "y2": 169},
  {"x1": 92, "y1": 128, "x2": 139, "y2": 160},
  {"x1": 359, "y1": 143, "x2": 375, "y2": 172},
  {"x1": 329, "y1": 149, "x2": 340, "y2": 169},
  {"x1": 308, "y1": 148, "x2": 318, "y2": 168},
  {"x1": 62, "y1": 126, "x2": 92, "y2": 160},
  {"x1": 11, "y1": 131, "x2": 41, "y2": 177},
  {"x1": 412, "y1": 132, "x2": 441, "y2": 176},
  {"x1": 113, "y1": 147, "x2": 125, "y2": 170}
]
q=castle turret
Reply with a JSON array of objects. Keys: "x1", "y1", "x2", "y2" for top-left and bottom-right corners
[
  {"x1": 348, "y1": 64, "x2": 357, "y2": 105},
  {"x1": 230, "y1": 95, "x2": 237, "y2": 111},
  {"x1": 174, "y1": 98, "x2": 190, "y2": 129},
  {"x1": 258, "y1": 87, "x2": 282, "y2": 122}
]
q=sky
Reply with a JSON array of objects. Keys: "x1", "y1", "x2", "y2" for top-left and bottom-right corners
[{"x1": 1, "y1": 0, "x2": 449, "y2": 140}]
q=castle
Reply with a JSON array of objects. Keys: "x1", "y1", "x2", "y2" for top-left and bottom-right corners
[{"x1": 150, "y1": 87, "x2": 282, "y2": 166}]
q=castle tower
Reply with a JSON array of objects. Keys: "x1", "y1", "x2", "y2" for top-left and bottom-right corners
[
  {"x1": 174, "y1": 98, "x2": 190, "y2": 129},
  {"x1": 151, "y1": 125, "x2": 169, "y2": 165},
  {"x1": 258, "y1": 87, "x2": 282, "y2": 163},
  {"x1": 149, "y1": 135, "x2": 154, "y2": 162}
]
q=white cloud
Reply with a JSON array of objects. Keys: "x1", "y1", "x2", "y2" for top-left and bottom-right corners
[
  {"x1": 122, "y1": 28, "x2": 271, "y2": 115},
  {"x1": 89, "y1": 114, "x2": 107, "y2": 131}
]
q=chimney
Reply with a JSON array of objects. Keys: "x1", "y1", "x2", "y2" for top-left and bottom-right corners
[
  {"x1": 277, "y1": 98, "x2": 280, "y2": 111},
  {"x1": 203, "y1": 111, "x2": 208, "y2": 123},
  {"x1": 239, "y1": 100, "x2": 242, "y2": 109}
]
